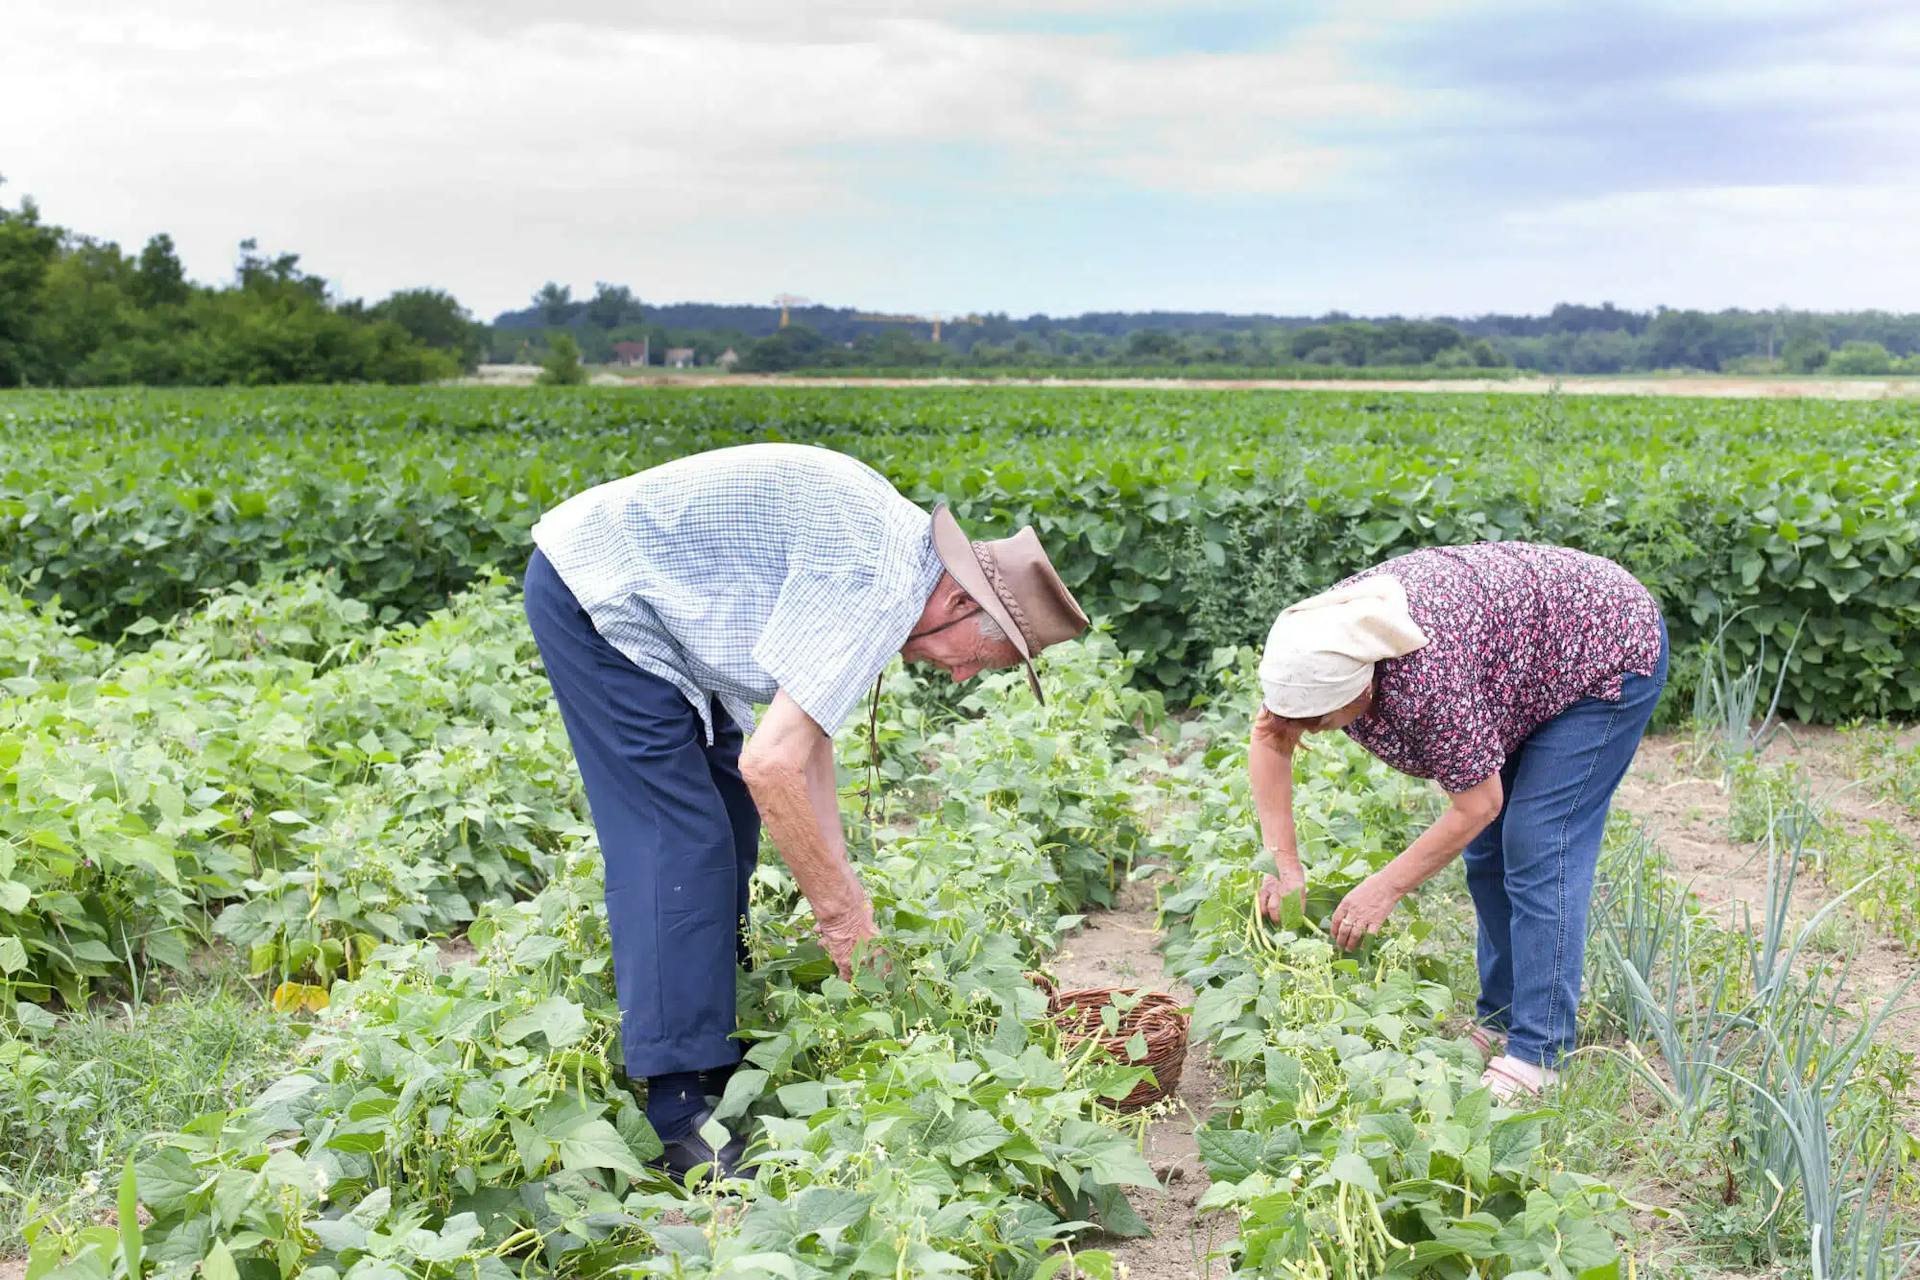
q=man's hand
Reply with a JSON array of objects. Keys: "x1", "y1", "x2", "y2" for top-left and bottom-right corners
[
  {"x1": 1329, "y1": 872, "x2": 1405, "y2": 951},
  {"x1": 1258, "y1": 857, "x2": 1307, "y2": 923},
  {"x1": 816, "y1": 898, "x2": 880, "y2": 980}
]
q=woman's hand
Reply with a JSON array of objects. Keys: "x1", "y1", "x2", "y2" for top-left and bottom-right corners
[
  {"x1": 1329, "y1": 872, "x2": 1404, "y2": 951},
  {"x1": 1258, "y1": 858, "x2": 1307, "y2": 923}
]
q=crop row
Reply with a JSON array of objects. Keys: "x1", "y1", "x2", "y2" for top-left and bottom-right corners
[
  {"x1": 25, "y1": 634, "x2": 1174, "y2": 1277},
  {"x1": 1147, "y1": 668, "x2": 1631, "y2": 1276},
  {"x1": 4, "y1": 385, "x2": 1919, "y2": 717},
  {"x1": 0, "y1": 575, "x2": 570, "y2": 1005},
  {"x1": 1149, "y1": 653, "x2": 1918, "y2": 1276}
]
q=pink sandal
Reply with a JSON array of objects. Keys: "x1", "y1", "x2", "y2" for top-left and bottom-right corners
[
  {"x1": 1481, "y1": 1054, "x2": 1558, "y2": 1102},
  {"x1": 1467, "y1": 1025, "x2": 1506, "y2": 1064}
]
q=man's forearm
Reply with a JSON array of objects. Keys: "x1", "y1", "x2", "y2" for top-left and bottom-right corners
[{"x1": 744, "y1": 753, "x2": 865, "y2": 921}]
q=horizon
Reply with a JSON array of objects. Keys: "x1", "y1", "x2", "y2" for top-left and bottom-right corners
[{"x1": 6, "y1": 1, "x2": 1916, "y2": 320}]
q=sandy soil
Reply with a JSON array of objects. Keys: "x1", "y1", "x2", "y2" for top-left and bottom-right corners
[
  {"x1": 463, "y1": 365, "x2": 1920, "y2": 400},
  {"x1": 1614, "y1": 733, "x2": 1920, "y2": 1076},
  {"x1": 1049, "y1": 876, "x2": 1227, "y2": 1279}
]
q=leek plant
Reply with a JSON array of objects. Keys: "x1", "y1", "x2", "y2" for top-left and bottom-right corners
[
  {"x1": 1741, "y1": 789, "x2": 1881, "y2": 1014},
  {"x1": 1588, "y1": 829, "x2": 1685, "y2": 1043},
  {"x1": 1828, "y1": 1140, "x2": 1920, "y2": 1280},
  {"x1": 1597, "y1": 920, "x2": 1742, "y2": 1132},
  {"x1": 1692, "y1": 607, "x2": 1805, "y2": 780}
]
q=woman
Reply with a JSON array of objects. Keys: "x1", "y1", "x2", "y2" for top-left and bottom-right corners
[{"x1": 1249, "y1": 542, "x2": 1668, "y2": 1101}]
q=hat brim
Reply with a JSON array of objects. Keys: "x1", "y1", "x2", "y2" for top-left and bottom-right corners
[{"x1": 930, "y1": 504, "x2": 1045, "y2": 703}]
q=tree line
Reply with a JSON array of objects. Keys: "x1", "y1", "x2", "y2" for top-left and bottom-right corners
[
  {"x1": 6, "y1": 179, "x2": 1918, "y2": 387},
  {"x1": 0, "y1": 182, "x2": 484, "y2": 388},
  {"x1": 498, "y1": 284, "x2": 1920, "y2": 376}
]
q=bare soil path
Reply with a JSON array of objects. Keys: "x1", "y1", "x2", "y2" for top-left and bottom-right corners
[
  {"x1": 1614, "y1": 733, "x2": 1920, "y2": 1079},
  {"x1": 467, "y1": 366, "x2": 1920, "y2": 401},
  {"x1": 1051, "y1": 876, "x2": 1226, "y2": 1279}
]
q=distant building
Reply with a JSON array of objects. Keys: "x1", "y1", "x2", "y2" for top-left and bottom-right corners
[
  {"x1": 612, "y1": 340, "x2": 649, "y2": 367},
  {"x1": 665, "y1": 347, "x2": 696, "y2": 368},
  {"x1": 715, "y1": 348, "x2": 740, "y2": 369}
]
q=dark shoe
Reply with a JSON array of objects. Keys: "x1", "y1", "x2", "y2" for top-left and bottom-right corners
[{"x1": 649, "y1": 1104, "x2": 752, "y2": 1182}]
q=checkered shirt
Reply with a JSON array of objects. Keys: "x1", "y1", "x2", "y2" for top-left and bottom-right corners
[{"x1": 531, "y1": 443, "x2": 944, "y2": 743}]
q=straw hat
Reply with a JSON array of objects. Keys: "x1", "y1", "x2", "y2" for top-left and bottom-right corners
[{"x1": 930, "y1": 504, "x2": 1089, "y2": 702}]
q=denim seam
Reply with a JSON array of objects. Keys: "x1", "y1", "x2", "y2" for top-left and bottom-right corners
[{"x1": 1538, "y1": 698, "x2": 1622, "y2": 1066}]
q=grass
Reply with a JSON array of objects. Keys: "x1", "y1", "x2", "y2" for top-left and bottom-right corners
[
  {"x1": 1725, "y1": 752, "x2": 1920, "y2": 958},
  {"x1": 1546, "y1": 1047, "x2": 1810, "y2": 1278},
  {"x1": 0, "y1": 955, "x2": 301, "y2": 1249}
]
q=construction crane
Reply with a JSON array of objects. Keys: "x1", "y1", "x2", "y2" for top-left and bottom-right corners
[
  {"x1": 852, "y1": 311, "x2": 983, "y2": 343},
  {"x1": 773, "y1": 294, "x2": 812, "y2": 328}
]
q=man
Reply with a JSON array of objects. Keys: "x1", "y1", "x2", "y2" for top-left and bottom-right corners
[{"x1": 522, "y1": 442, "x2": 1088, "y2": 1178}]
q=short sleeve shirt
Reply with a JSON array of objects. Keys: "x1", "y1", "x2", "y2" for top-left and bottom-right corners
[
  {"x1": 531, "y1": 444, "x2": 944, "y2": 743},
  {"x1": 1342, "y1": 543, "x2": 1665, "y2": 793}
]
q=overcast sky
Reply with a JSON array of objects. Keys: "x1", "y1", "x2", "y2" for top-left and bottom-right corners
[{"x1": 4, "y1": 1, "x2": 1916, "y2": 320}]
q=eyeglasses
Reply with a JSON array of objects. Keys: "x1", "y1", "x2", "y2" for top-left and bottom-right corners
[{"x1": 906, "y1": 606, "x2": 984, "y2": 644}]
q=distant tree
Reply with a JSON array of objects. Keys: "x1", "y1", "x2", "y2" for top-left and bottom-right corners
[
  {"x1": 539, "y1": 332, "x2": 586, "y2": 385},
  {"x1": 1563, "y1": 329, "x2": 1640, "y2": 374},
  {"x1": 132, "y1": 233, "x2": 189, "y2": 308},
  {"x1": 1828, "y1": 340, "x2": 1894, "y2": 375},
  {"x1": 1126, "y1": 329, "x2": 1179, "y2": 360},
  {"x1": 0, "y1": 184, "x2": 61, "y2": 385},
  {"x1": 1782, "y1": 328, "x2": 1830, "y2": 373},
  {"x1": 585, "y1": 282, "x2": 643, "y2": 329},
  {"x1": 534, "y1": 281, "x2": 575, "y2": 326},
  {"x1": 372, "y1": 288, "x2": 487, "y2": 371},
  {"x1": 1646, "y1": 309, "x2": 1717, "y2": 370},
  {"x1": 976, "y1": 312, "x2": 1018, "y2": 343},
  {"x1": 738, "y1": 324, "x2": 832, "y2": 372},
  {"x1": 235, "y1": 238, "x2": 327, "y2": 302}
]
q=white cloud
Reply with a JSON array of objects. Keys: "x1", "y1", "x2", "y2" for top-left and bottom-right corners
[
  {"x1": 0, "y1": 0, "x2": 1910, "y2": 316},
  {"x1": 3, "y1": 0, "x2": 1438, "y2": 311}
]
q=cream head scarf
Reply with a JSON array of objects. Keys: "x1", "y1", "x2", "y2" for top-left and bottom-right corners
[{"x1": 1259, "y1": 575, "x2": 1431, "y2": 718}]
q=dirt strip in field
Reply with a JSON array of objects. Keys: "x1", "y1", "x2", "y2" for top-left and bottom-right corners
[
  {"x1": 465, "y1": 366, "x2": 1920, "y2": 400},
  {"x1": 1615, "y1": 732, "x2": 1920, "y2": 1086},
  {"x1": 1050, "y1": 875, "x2": 1227, "y2": 1279}
]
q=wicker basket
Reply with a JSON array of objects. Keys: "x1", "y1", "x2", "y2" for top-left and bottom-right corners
[{"x1": 1049, "y1": 987, "x2": 1189, "y2": 1111}]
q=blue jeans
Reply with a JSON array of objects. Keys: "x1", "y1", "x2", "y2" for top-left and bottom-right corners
[
  {"x1": 1462, "y1": 619, "x2": 1669, "y2": 1068},
  {"x1": 522, "y1": 548, "x2": 759, "y2": 1079}
]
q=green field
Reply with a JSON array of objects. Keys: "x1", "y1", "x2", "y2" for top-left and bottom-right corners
[{"x1": 4, "y1": 386, "x2": 1919, "y2": 1279}]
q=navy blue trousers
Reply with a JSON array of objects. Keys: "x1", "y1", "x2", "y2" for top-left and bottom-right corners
[
  {"x1": 1463, "y1": 617, "x2": 1670, "y2": 1068},
  {"x1": 523, "y1": 549, "x2": 758, "y2": 1079}
]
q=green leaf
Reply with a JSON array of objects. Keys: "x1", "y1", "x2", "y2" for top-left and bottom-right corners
[
  {"x1": 118, "y1": 1157, "x2": 143, "y2": 1280},
  {"x1": 1453, "y1": 1084, "x2": 1493, "y2": 1133},
  {"x1": 14, "y1": 1001, "x2": 57, "y2": 1034},
  {"x1": 0, "y1": 880, "x2": 30, "y2": 914},
  {"x1": 497, "y1": 996, "x2": 587, "y2": 1049},
  {"x1": 556, "y1": 1117, "x2": 646, "y2": 1179},
  {"x1": 697, "y1": 1115, "x2": 732, "y2": 1155},
  {"x1": 133, "y1": 1148, "x2": 202, "y2": 1216},
  {"x1": 1330, "y1": 1152, "x2": 1382, "y2": 1196},
  {"x1": 945, "y1": 1110, "x2": 1012, "y2": 1164},
  {"x1": 1196, "y1": 1128, "x2": 1263, "y2": 1182},
  {"x1": 776, "y1": 1080, "x2": 829, "y2": 1118},
  {"x1": 202, "y1": 1240, "x2": 239, "y2": 1280},
  {"x1": 0, "y1": 935, "x2": 26, "y2": 975},
  {"x1": 1490, "y1": 1114, "x2": 1545, "y2": 1174},
  {"x1": 790, "y1": 1187, "x2": 872, "y2": 1239},
  {"x1": 712, "y1": 1067, "x2": 770, "y2": 1122}
]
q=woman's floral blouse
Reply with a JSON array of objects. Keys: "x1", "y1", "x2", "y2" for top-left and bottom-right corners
[{"x1": 1344, "y1": 542, "x2": 1665, "y2": 793}]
